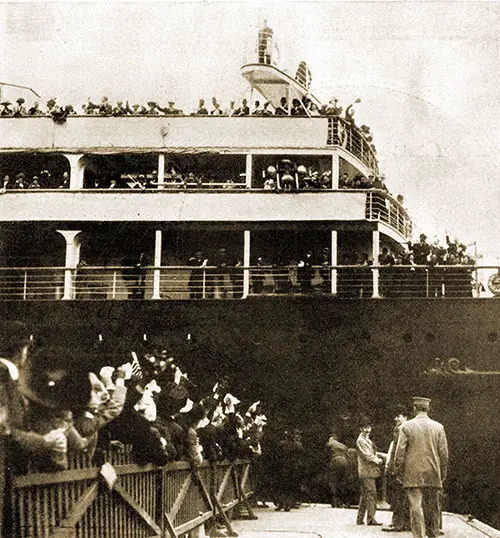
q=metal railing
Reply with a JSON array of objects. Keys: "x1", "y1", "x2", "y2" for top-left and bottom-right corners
[
  {"x1": 327, "y1": 116, "x2": 378, "y2": 172},
  {"x1": 9, "y1": 445, "x2": 254, "y2": 538},
  {"x1": 0, "y1": 264, "x2": 493, "y2": 300},
  {"x1": 366, "y1": 191, "x2": 412, "y2": 238}
]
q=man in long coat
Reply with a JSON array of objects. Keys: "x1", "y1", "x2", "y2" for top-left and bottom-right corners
[{"x1": 394, "y1": 397, "x2": 448, "y2": 538}]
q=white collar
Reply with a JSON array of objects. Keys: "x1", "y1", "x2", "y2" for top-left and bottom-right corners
[{"x1": 0, "y1": 358, "x2": 19, "y2": 381}]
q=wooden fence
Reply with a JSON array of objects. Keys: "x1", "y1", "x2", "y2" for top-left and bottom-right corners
[{"x1": 8, "y1": 447, "x2": 255, "y2": 538}]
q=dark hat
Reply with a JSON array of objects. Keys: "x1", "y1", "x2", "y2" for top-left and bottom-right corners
[
  {"x1": 147, "y1": 101, "x2": 157, "y2": 107},
  {"x1": 359, "y1": 416, "x2": 372, "y2": 428},
  {"x1": 412, "y1": 396, "x2": 431, "y2": 408},
  {"x1": 0, "y1": 320, "x2": 31, "y2": 357},
  {"x1": 0, "y1": 101, "x2": 12, "y2": 106},
  {"x1": 16, "y1": 98, "x2": 25, "y2": 104},
  {"x1": 18, "y1": 346, "x2": 91, "y2": 412}
]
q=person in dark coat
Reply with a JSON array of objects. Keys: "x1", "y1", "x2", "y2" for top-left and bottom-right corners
[
  {"x1": 325, "y1": 432, "x2": 350, "y2": 507},
  {"x1": 187, "y1": 250, "x2": 208, "y2": 299},
  {"x1": 298, "y1": 250, "x2": 315, "y2": 293}
]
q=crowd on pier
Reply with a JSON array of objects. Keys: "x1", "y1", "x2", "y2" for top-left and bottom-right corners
[{"x1": 0, "y1": 322, "x2": 267, "y2": 476}]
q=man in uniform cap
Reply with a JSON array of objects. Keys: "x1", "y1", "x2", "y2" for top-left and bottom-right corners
[{"x1": 394, "y1": 397, "x2": 448, "y2": 538}]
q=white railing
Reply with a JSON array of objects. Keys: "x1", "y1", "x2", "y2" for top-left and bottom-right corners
[
  {"x1": 0, "y1": 265, "x2": 492, "y2": 300},
  {"x1": 366, "y1": 191, "x2": 412, "y2": 238}
]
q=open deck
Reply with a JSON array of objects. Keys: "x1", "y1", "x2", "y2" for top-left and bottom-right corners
[{"x1": 233, "y1": 504, "x2": 500, "y2": 538}]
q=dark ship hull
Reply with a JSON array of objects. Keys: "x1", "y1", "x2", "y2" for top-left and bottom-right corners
[{"x1": 3, "y1": 297, "x2": 500, "y2": 527}]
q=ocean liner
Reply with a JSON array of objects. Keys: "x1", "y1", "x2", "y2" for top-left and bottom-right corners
[{"x1": 0, "y1": 26, "x2": 499, "y2": 528}]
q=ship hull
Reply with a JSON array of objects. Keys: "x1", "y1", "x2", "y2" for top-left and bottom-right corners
[{"x1": 2, "y1": 297, "x2": 499, "y2": 527}]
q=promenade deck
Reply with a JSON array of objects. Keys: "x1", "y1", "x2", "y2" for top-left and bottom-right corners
[{"x1": 232, "y1": 504, "x2": 500, "y2": 538}]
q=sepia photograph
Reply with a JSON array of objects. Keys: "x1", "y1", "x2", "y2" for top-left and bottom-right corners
[{"x1": 0, "y1": 1, "x2": 499, "y2": 536}]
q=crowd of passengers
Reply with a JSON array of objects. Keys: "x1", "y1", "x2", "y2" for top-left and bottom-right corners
[
  {"x1": 0, "y1": 95, "x2": 370, "y2": 124},
  {"x1": 1, "y1": 169, "x2": 69, "y2": 190},
  {"x1": 1, "y1": 324, "x2": 267, "y2": 476}
]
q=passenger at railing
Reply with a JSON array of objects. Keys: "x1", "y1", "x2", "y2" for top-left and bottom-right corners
[
  {"x1": 410, "y1": 234, "x2": 431, "y2": 265},
  {"x1": 339, "y1": 172, "x2": 350, "y2": 188},
  {"x1": 13, "y1": 98, "x2": 27, "y2": 116},
  {"x1": 257, "y1": 101, "x2": 274, "y2": 116},
  {"x1": 159, "y1": 100, "x2": 182, "y2": 115},
  {"x1": 324, "y1": 98, "x2": 343, "y2": 116},
  {"x1": 121, "y1": 252, "x2": 147, "y2": 299},
  {"x1": 298, "y1": 249, "x2": 315, "y2": 293},
  {"x1": 263, "y1": 169, "x2": 278, "y2": 191},
  {"x1": 28, "y1": 176, "x2": 41, "y2": 189},
  {"x1": 14, "y1": 173, "x2": 27, "y2": 189},
  {"x1": 235, "y1": 98, "x2": 250, "y2": 116},
  {"x1": 182, "y1": 403, "x2": 207, "y2": 467},
  {"x1": 225, "y1": 100, "x2": 236, "y2": 116},
  {"x1": 111, "y1": 100, "x2": 126, "y2": 115},
  {"x1": 252, "y1": 100, "x2": 262, "y2": 115},
  {"x1": 291, "y1": 98, "x2": 304, "y2": 116},
  {"x1": 345, "y1": 98, "x2": 361, "y2": 124},
  {"x1": 210, "y1": 247, "x2": 231, "y2": 298},
  {"x1": 360, "y1": 124, "x2": 373, "y2": 143},
  {"x1": 86, "y1": 96, "x2": 113, "y2": 116},
  {"x1": 251, "y1": 256, "x2": 266, "y2": 294},
  {"x1": 229, "y1": 258, "x2": 244, "y2": 298},
  {"x1": 275, "y1": 97, "x2": 288, "y2": 116},
  {"x1": 187, "y1": 250, "x2": 208, "y2": 299},
  {"x1": 195, "y1": 99, "x2": 209, "y2": 115},
  {"x1": 210, "y1": 98, "x2": 224, "y2": 115},
  {"x1": 1, "y1": 174, "x2": 11, "y2": 191},
  {"x1": 27, "y1": 101, "x2": 43, "y2": 115},
  {"x1": 144, "y1": 101, "x2": 159, "y2": 114},
  {"x1": 274, "y1": 429, "x2": 306, "y2": 511},
  {"x1": 0, "y1": 101, "x2": 13, "y2": 116}
]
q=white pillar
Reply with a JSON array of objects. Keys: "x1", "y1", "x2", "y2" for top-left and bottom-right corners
[
  {"x1": 245, "y1": 153, "x2": 252, "y2": 189},
  {"x1": 152, "y1": 230, "x2": 162, "y2": 299},
  {"x1": 372, "y1": 228, "x2": 380, "y2": 298},
  {"x1": 56, "y1": 230, "x2": 82, "y2": 300},
  {"x1": 158, "y1": 153, "x2": 165, "y2": 189},
  {"x1": 243, "y1": 230, "x2": 251, "y2": 298},
  {"x1": 330, "y1": 230, "x2": 338, "y2": 296},
  {"x1": 64, "y1": 154, "x2": 85, "y2": 190},
  {"x1": 331, "y1": 153, "x2": 339, "y2": 189}
]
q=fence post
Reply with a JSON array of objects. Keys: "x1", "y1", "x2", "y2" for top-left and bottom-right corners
[{"x1": 112, "y1": 271, "x2": 117, "y2": 299}]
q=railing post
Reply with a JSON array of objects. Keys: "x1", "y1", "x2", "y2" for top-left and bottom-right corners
[
  {"x1": 245, "y1": 153, "x2": 252, "y2": 189},
  {"x1": 426, "y1": 268, "x2": 430, "y2": 297},
  {"x1": 23, "y1": 270, "x2": 28, "y2": 300},
  {"x1": 331, "y1": 153, "x2": 339, "y2": 189},
  {"x1": 243, "y1": 230, "x2": 251, "y2": 298},
  {"x1": 372, "y1": 228, "x2": 380, "y2": 298},
  {"x1": 330, "y1": 230, "x2": 338, "y2": 296},
  {"x1": 158, "y1": 153, "x2": 165, "y2": 189},
  {"x1": 152, "y1": 230, "x2": 162, "y2": 299},
  {"x1": 112, "y1": 270, "x2": 117, "y2": 299},
  {"x1": 202, "y1": 269, "x2": 206, "y2": 299},
  {"x1": 56, "y1": 230, "x2": 82, "y2": 300}
]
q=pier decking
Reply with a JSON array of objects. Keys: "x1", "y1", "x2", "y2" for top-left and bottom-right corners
[{"x1": 232, "y1": 504, "x2": 500, "y2": 538}]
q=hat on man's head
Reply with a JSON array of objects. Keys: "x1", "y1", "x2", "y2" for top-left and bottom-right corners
[
  {"x1": 0, "y1": 320, "x2": 31, "y2": 357},
  {"x1": 19, "y1": 346, "x2": 91, "y2": 412},
  {"x1": 359, "y1": 415, "x2": 372, "y2": 428},
  {"x1": 412, "y1": 396, "x2": 431, "y2": 409}
]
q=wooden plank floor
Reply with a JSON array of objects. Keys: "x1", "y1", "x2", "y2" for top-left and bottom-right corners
[{"x1": 231, "y1": 504, "x2": 500, "y2": 538}]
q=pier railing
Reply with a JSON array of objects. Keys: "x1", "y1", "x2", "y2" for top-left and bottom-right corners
[
  {"x1": 9, "y1": 447, "x2": 254, "y2": 538},
  {"x1": 0, "y1": 264, "x2": 492, "y2": 300}
]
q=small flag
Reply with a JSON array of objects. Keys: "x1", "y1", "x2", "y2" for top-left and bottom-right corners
[{"x1": 130, "y1": 351, "x2": 143, "y2": 380}]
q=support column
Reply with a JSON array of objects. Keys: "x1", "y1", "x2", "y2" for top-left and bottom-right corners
[
  {"x1": 331, "y1": 153, "x2": 340, "y2": 189},
  {"x1": 245, "y1": 153, "x2": 252, "y2": 189},
  {"x1": 64, "y1": 154, "x2": 85, "y2": 190},
  {"x1": 157, "y1": 153, "x2": 165, "y2": 189},
  {"x1": 152, "y1": 230, "x2": 162, "y2": 299},
  {"x1": 56, "y1": 230, "x2": 82, "y2": 300},
  {"x1": 372, "y1": 228, "x2": 381, "y2": 298},
  {"x1": 242, "y1": 230, "x2": 251, "y2": 298},
  {"x1": 330, "y1": 230, "x2": 338, "y2": 296}
]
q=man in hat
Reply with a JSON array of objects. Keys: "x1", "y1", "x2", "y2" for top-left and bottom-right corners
[
  {"x1": 356, "y1": 416, "x2": 384, "y2": 525},
  {"x1": 0, "y1": 322, "x2": 67, "y2": 534},
  {"x1": 0, "y1": 101, "x2": 13, "y2": 116},
  {"x1": 394, "y1": 397, "x2": 448, "y2": 538},
  {"x1": 13, "y1": 98, "x2": 26, "y2": 116}
]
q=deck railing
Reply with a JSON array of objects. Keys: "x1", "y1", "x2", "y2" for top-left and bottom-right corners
[
  {"x1": 9, "y1": 447, "x2": 254, "y2": 538},
  {"x1": 365, "y1": 191, "x2": 412, "y2": 238},
  {"x1": 0, "y1": 265, "x2": 492, "y2": 300}
]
